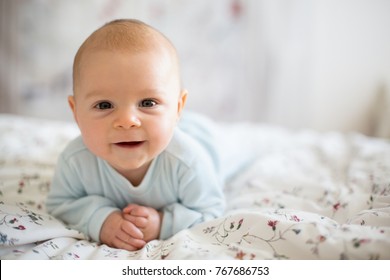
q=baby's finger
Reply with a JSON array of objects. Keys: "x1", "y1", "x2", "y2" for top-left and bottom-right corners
[
  {"x1": 112, "y1": 238, "x2": 139, "y2": 251},
  {"x1": 127, "y1": 205, "x2": 149, "y2": 217},
  {"x1": 121, "y1": 220, "x2": 144, "y2": 239},
  {"x1": 118, "y1": 235, "x2": 146, "y2": 250},
  {"x1": 122, "y1": 204, "x2": 138, "y2": 215},
  {"x1": 123, "y1": 214, "x2": 148, "y2": 228}
]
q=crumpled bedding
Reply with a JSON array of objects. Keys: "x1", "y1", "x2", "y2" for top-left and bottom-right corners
[{"x1": 0, "y1": 114, "x2": 389, "y2": 259}]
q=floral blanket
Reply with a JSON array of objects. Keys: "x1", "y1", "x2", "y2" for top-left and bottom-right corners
[{"x1": 0, "y1": 114, "x2": 389, "y2": 259}]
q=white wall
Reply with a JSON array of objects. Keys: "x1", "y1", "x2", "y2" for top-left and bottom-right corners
[
  {"x1": 310, "y1": 0, "x2": 390, "y2": 136},
  {"x1": 1, "y1": 0, "x2": 389, "y2": 137},
  {"x1": 243, "y1": 0, "x2": 390, "y2": 136}
]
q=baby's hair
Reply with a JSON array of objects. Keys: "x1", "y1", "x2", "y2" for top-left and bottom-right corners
[{"x1": 72, "y1": 19, "x2": 180, "y2": 94}]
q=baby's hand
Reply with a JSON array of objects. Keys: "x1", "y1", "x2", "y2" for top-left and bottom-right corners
[
  {"x1": 123, "y1": 204, "x2": 162, "y2": 242},
  {"x1": 99, "y1": 211, "x2": 146, "y2": 251}
]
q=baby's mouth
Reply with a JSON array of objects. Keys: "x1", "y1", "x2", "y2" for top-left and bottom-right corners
[{"x1": 114, "y1": 141, "x2": 145, "y2": 148}]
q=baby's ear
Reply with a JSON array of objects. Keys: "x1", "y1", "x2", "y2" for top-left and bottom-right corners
[
  {"x1": 68, "y1": 95, "x2": 78, "y2": 123},
  {"x1": 177, "y1": 89, "x2": 188, "y2": 117}
]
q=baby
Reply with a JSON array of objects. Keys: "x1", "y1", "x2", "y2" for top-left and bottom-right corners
[{"x1": 46, "y1": 19, "x2": 225, "y2": 251}]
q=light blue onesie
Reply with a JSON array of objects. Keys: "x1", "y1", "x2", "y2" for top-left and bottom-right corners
[{"x1": 46, "y1": 114, "x2": 225, "y2": 242}]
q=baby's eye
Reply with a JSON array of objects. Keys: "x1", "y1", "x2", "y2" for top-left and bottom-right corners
[
  {"x1": 94, "y1": 101, "x2": 113, "y2": 110},
  {"x1": 139, "y1": 99, "x2": 157, "y2": 108}
]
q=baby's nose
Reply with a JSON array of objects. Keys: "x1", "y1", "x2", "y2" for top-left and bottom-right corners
[{"x1": 114, "y1": 109, "x2": 141, "y2": 129}]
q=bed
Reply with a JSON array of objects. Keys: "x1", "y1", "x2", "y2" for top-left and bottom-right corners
[{"x1": 0, "y1": 113, "x2": 389, "y2": 260}]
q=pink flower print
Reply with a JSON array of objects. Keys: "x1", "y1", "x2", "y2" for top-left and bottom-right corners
[
  {"x1": 333, "y1": 202, "x2": 341, "y2": 211},
  {"x1": 318, "y1": 235, "x2": 326, "y2": 242},
  {"x1": 235, "y1": 251, "x2": 246, "y2": 260},
  {"x1": 17, "y1": 181, "x2": 25, "y2": 194},
  {"x1": 267, "y1": 220, "x2": 278, "y2": 231},
  {"x1": 290, "y1": 215, "x2": 300, "y2": 222},
  {"x1": 14, "y1": 225, "x2": 26, "y2": 230}
]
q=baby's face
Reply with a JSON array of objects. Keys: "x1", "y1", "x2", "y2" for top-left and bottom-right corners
[{"x1": 69, "y1": 49, "x2": 186, "y2": 184}]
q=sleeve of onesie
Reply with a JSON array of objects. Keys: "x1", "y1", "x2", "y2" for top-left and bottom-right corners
[
  {"x1": 159, "y1": 151, "x2": 225, "y2": 240},
  {"x1": 46, "y1": 153, "x2": 119, "y2": 242}
]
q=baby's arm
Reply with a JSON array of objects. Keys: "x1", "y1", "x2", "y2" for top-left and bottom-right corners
[
  {"x1": 122, "y1": 204, "x2": 163, "y2": 242},
  {"x1": 99, "y1": 211, "x2": 146, "y2": 251},
  {"x1": 158, "y1": 149, "x2": 225, "y2": 240}
]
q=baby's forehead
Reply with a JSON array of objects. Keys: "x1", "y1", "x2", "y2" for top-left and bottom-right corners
[
  {"x1": 85, "y1": 21, "x2": 173, "y2": 54},
  {"x1": 73, "y1": 20, "x2": 181, "y2": 92},
  {"x1": 76, "y1": 22, "x2": 180, "y2": 75}
]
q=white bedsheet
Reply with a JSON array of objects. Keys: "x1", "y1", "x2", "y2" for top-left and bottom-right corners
[{"x1": 0, "y1": 114, "x2": 389, "y2": 259}]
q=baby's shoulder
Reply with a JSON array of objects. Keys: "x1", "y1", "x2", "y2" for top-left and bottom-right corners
[
  {"x1": 163, "y1": 128, "x2": 208, "y2": 167},
  {"x1": 60, "y1": 135, "x2": 93, "y2": 162}
]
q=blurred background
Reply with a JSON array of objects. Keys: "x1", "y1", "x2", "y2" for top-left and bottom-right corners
[{"x1": 1, "y1": 0, "x2": 390, "y2": 137}]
